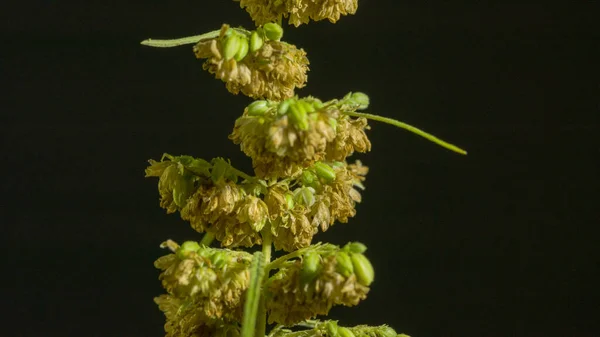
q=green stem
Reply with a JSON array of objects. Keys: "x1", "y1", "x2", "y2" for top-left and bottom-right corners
[
  {"x1": 140, "y1": 30, "x2": 221, "y2": 47},
  {"x1": 265, "y1": 246, "x2": 308, "y2": 272},
  {"x1": 200, "y1": 232, "x2": 215, "y2": 246},
  {"x1": 256, "y1": 231, "x2": 272, "y2": 337},
  {"x1": 229, "y1": 166, "x2": 255, "y2": 182},
  {"x1": 343, "y1": 111, "x2": 468, "y2": 155},
  {"x1": 241, "y1": 252, "x2": 266, "y2": 337}
]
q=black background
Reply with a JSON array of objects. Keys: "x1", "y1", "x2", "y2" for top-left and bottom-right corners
[{"x1": 1, "y1": 1, "x2": 599, "y2": 337}]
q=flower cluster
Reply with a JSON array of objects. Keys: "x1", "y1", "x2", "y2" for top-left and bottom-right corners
[
  {"x1": 229, "y1": 93, "x2": 371, "y2": 179},
  {"x1": 265, "y1": 243, "x2": 374, "y2": 325},
  {"x1": 272, "y1": 320, "x2": 406, "y2": 337},
  {"x1": 154, "y1": 240, "x2": 253, "y2": 336},
  {"x1": 193, "y1": 23, "x2": 309, "y2": 100},
  {"x1": 235, "y1": 0, "x2": 359, "y2": 26}
]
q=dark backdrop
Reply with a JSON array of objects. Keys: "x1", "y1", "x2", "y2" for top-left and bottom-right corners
[{"x1": 1, "y1": 1, "x2": 598, "y2": 337}]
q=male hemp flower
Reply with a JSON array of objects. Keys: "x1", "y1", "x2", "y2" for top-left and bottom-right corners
[
  {"x1": 235, "y1": 0, "x2": 359, "y2": 27},
  {"x1": 193, "y1": 24, "x2": 309, "y2": 100},
  {"x1": 265, "y1": 252, "x2": 370, "y2": 325},
  {"x1": 154, "y1": 242, "x2": 253, "y2": 322}
]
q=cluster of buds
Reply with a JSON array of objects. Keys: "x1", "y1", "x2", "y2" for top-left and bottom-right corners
[
  {"x1": 235, "y1": 0, "x2": 358, "y2": 27},
  {"x1": 153, "y1": 240, "x2": 253, "y2": 336},
  {"x1": 265, "y1": 242, "x2": 374, "y2": 325},
  {"x1": 230, "y1": 93, "x2": 372, "y2": 179},
  {"x1": 193, "y1": 23, "x2": 309, "y2": 100},
  {"x1": 272, "y1": 320, "x2": 407, "y2": 337}
]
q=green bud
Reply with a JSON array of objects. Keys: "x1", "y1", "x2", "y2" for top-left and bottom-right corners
[
  {"x1": 351, "y1": 253, "x2": 375, "y2": 286},
  {"x1": 210, "y1": 158, "x2": 229, "y2": 183},
  {"x1": 263, "y1": 22, "x2": 283, "y2": 41},
  {"x1": 297, "y1": 99, "x2": 316, "y2": 113},
  {"x1": 223, "y1": 34, "x2": 241, "y2": 61},
  {"x1": 338, "y1": 327, "x2": 356, "y2": 337},
  {"x1": 345, "y1": 242, "x2": 368, "y2": 254},
  {"x1": 234, "y1": 36, "x2": 249, "y2": 61},
  {"x1": 335, "y1": 251, "x2": 354, "y2": 277},
  {"x1": 210, "y1": 251, "x2": 227, "y2": 268},
  {"x1": 293, "y1": 186, "x2": 315, "y2": 207},
  {"x1": 247, "y1": 100, "x2": 269, "y2": 116},
  {"x1": 311, "y1": 98, "x2": 324, "y2": 109},
  {"x1": 313, "y1": 162, "x2": 336, "y2": 183},
  {"x1": 301, "y1": 170, "x2": 317, "y2": 186},
  {"x1": 285, "y1": 193, "x2": 295, "y2": 210},
  {"x1": 249, "y1": 31, "x2": 264, "y2": 52},
  {"x1": 277, "y1": 98, "x2": 293, "y2": 115},
  {"x1": 301, "y1": 252, "x2": 321, "y2": 284},
  {"x1": 325, "y1": 321, "x2": 339, "y2": 337},
  {"x1": 172, "y1": 174, "x2": 195, "y2": 208},
  {"x1": 349, "y1": 92, "x2": 370, "y2": 110},
  {"x1": 289, "y1": 102, "x2": 309, "y2": 130},
  {"x1": 188, "y1": 158, "x2": 211, "y2": 177},
  {"x1": 378, "y1": 326, "x2": 398, "y2": 337},
  {"x1": 176, "y1": 241, "x2": 200, "y2": 259}
]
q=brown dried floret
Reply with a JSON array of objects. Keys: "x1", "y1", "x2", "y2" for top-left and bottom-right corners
[{"x1": 325, "y1": 116, "x2": 372, "y2": 162}]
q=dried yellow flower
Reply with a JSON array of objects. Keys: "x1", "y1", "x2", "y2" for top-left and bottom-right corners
[
  {"x1": 265, "y1": 254, "x2": 369, "y2": 325},
  {"x1": 271, "y1": 204, "x2": 317, "y2": 252},
  {"x1": 193, "y1": 25, "x2": 309, "y2": 100},
  {"x1": 230, "y1": 99, "x2": 337, "y2": 179},
  {"x1": 235, "y1": 0, "x2": 359, "y2": 27},
  {"x1": 154, "y1": 245, "x2": 252, "y2": 322},
  {"x1": 325, "y1": 116, "x2": 372, "y2": 162}
]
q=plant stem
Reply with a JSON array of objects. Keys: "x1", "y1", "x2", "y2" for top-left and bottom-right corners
[
  {"x1": 200, "y1": 232, "x2": 215, "y2": 246},
  {"x1": 256, "y1": 231, "x2": 272, "y2": 337},
  {"x1": 140, "y1": 30, "x2": 221, "y2": 47},
  {"x1": 343, "y1": 111, "x2": 468, "y2": 155}
]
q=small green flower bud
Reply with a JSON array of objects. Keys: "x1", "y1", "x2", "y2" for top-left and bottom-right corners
[
  {"x1": 297, "y1": 99, "x2": 316, "y2": 113},
  {"x1": 289, "y1": 102, "x2": 309, "y2": 130},
  {"x1": 313, "y1": 162, "x2": 336, "y2": 183},
  {"x1": 249, "y1": 31, "x2": 264, "y2": 52},
  {"x1": 223, "y1": 34, "x2": 241, "y2": 61},
  {"x1": 301, "y1": 170, "x2": 317, "y2": 186},
  {"x1": 285, "y1": 193, "x2": 295, "y2": 210},
  {"x1": 301, "y1": 252, "x2": 321, "y2": 284},
  {"x1": 335, "y1": 251, "x2": 354, "y2": 277},
  {"x1": 345, "y1": 242, "x2": 368, "y2": 254},
  {"x1": 349, "y1": 92, "x2": 370, "y2": 110},
  {"x1": 210, "y1": 251, "x2": 227, "y2": 268},
  {"x1": 351, "y1": 253, "x2": 375, "y2": 286},
  {"x1": 247, "y1": 100, "x2": 269, "y2": 116},
  {"x1": 172, "y1": 174, "x2": 194, "y2": 207},
  {"x1": 176, "y1": 241, "x2": 200, "y2": 259},
  {"x1": 293, "y1": 186, "x2": 316, "y2": 207},
  {"x1": 338, "y1": 327, "x2": 356, "y2": 337},
  {"x1": 210, "y1": 158, "x2": 229, "y2": 183},
  {"x1": 188, "y1": 158, "x2": 211, "y2": 176},
  {"x1": 234, "y1": 36, "x2": 249, "y2": 61},
  {"x1": 278, "y1": 98, "x2": 293, "y2": 115},
  {"x1": 263, "y1": 22, "x2": 283, "y2": 41},
  {"x1": 379, "y1": 326, "x2": 398, "y2": 337},
  {"x1": 325, "y1": 321, "x2": 339, "y2": 337},
  {"x1": 311, "y1": 98, "x2": 324, "y2": 109}
]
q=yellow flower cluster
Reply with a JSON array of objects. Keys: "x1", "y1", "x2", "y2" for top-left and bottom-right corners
[
  {"x1": 229, "y1": 95, "x2": 371, "y2": 179},
  {"x1": 146, "y1": 156, "x2": 270, "y2": 248},
  {"x1": 235, "y1": 0, "x2": 359, "y2": 26},
  {"x1": 263, "y1": 161, "x2": 368, "y2": 252},
  {"x1": 154, "y1": 240, "x2": 252, "y2": 335},
  {"x1": 265, "y1": 247, "x2": 372, "y2": 325},
  {"x1": 193, "y1": 24, "x2": 309, "y2": 100}
]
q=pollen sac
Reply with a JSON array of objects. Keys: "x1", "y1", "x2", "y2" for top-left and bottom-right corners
[
  {"x1": 313, "y1": 161, "x2": 336, "y2": 183},
  {"x1": 335, "y1": 251, "x2": 354, "y2": 277},
  {"x1": 300, "y1": 252, "x2": 321, "y2": 284},
  {"x1": 249, "y1": 30, "x2": 264, "y2": 52},
  {"x1": 234, "y1": 36, "x2": 249, "y2": 61},
  {"x1": 338, "y1": 327, "x2": 356, "y2": 337},
  {"x1": 348, "y1": 92, "x2": 370, "y2": 110},
  {"x1": 222, "y1": 33, "x2": 241, "y2": 61},
  {"x1": 263, "y1": 22, "x2": 284, "y2": 41},
  {"x1": 350, "y1": 253, "x2": 374, "y2": 286},
  {"x1": 176, "y1": 241, "x2": 201, "y2": 259},
  {"x1": 344, "y1": 241, "x2": 367, "y2": 254},
  {"x1": 247, "y1": 100, "x2": 270, "y2": 116}
]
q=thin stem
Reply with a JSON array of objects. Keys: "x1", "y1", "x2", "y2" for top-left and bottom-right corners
[
  {"x1": 343, "y1": 111, "x2": 468, "y2": 155},
  {"x1": 140, "y1": 30, "x2": 221, "y2": 48},
  {"x1": 265, "y1": 247, "x2": 307, "y2": 272},
  {"x1": 229, "y1": 166, "x2": 255, "y2": 182},
  {"x1": 256, "y1": 231, "x2": 272, "y2": 337},
  {"x1": 200, "y1": 232, "x2": 215, "y2": 246}
]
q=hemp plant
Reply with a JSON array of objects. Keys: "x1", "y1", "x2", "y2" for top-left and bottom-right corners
[{"x1": 142, "y1": 2, "x2": 466, "y2": 337}]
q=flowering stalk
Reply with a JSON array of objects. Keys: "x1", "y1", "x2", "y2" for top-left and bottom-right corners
[{"x1": 143, "y1": 2, "x2": 466, "y2": 337}]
